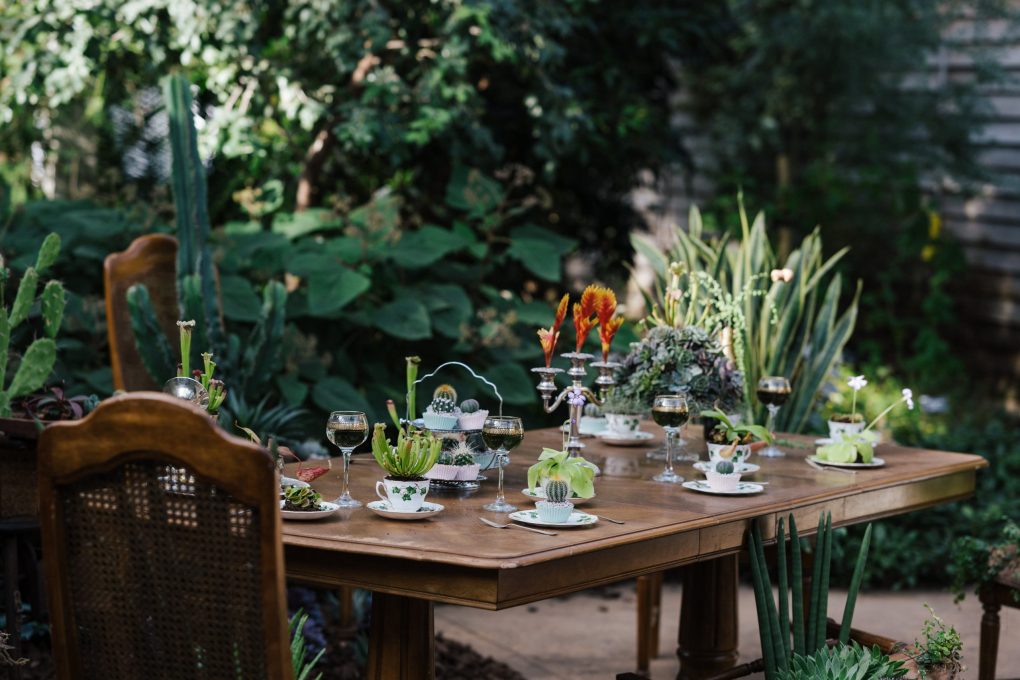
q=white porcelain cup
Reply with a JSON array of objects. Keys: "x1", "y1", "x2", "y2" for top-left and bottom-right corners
[
  {"x1": 827, "y1": 419, "x2": 865, "y2": 439},
  {"x1": 707, "y1": 442, "x2": 752, "y2": 465},
  {"x1": 376, "y1": 478, "x2": 430, "y2": 512},
  {"x1": 606, "y1": 413, "x2": 640, "y2": 435}
]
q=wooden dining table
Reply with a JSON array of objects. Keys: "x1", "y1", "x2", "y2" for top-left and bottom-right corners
[{"x1": 282, "y1": 426, "x2": 986, "y2": 679}]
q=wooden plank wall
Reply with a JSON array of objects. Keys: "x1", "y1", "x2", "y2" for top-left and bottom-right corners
[{"x1": 634, "y1": 21, "x2": 1020, "y2": 397}]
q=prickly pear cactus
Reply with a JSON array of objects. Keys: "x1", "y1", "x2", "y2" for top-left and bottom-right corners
[
  {"x1": 430, "y1": 396, "x2": 456, "y2": 414},
  {"x1": 460, "y1": 398, "x2": 479, "y2": 414},
  {"x1": 715, "y1": 460, "x2": 735, "y2": 475},
  {"x1": 546, "y1": 479, "x2": 569, "y2": 503}
]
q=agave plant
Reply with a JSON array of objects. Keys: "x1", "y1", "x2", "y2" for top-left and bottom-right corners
[
  {"x1": 779, "y1": 642, "x2": 907, "y2": 680},
  {"x1": 632, "y1": 199, "x2": 859, "y2": 432},
  {"x1": 370, "y1": 423, "x2": 442, "y2": 479}
]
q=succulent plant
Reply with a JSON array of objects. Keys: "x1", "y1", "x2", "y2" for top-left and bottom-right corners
[
  {"x1": 371, "y1": 423, "x2": 442, "y2": 479},
  {"x1": 437, "y1": 451, "x2": 454, "y2": 465},
  {"x1": 430, "y1": 396, "x2": 457, "y2": 414},
  {"x1": 0, "y1": 233, "x2": 65, "y2": 418},
  {"x1": 460, "y1": 398, "x2": 479, "y2": 414},
  {"x1": 283, "y1": 485, "x2": 322, "y2": 511},
  {"x1": 448, "y1": 441, "x2": 475, "y2": 466},
  {"x1": 715, "y1": 460, "x2": 735, "y2": 475},
  {"x1": 433, "y1": 384, "x2": 458, "y2": 403},
  {"x1": 545, "y1": 479, "x2": 570, "y2": 503},
  {"x1": 453, "y1": 453, "x2": 475, "y2": 466}
]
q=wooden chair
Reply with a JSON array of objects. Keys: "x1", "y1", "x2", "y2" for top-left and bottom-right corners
[
  {"x1": 37, "y1": 392, "x2": 293, "y2": 680},
  {"x1": 103, "y1": 234, "x2": 180, "y2": 391},
  {"x1": 979, "y1": 551, "x2": 1020, "y2": 680}
]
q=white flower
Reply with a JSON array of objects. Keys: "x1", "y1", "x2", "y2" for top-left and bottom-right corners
[
  {"x1": 902, "y1": 388, "x2": 914, "y2": 411},
  {"x1": 770, "y1": 268, "x2": 794, "y2": 283},
  {"x1": 847, "y1": 375, "x2": 868, "y2": 392}
]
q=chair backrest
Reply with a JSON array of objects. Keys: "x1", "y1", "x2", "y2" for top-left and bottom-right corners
[
  {"x1": 104, "y1": 234, "x2": 180, "y2": 391},
  {"x1": 38, "y1": 393, "x2": 293, "y2": 680}
]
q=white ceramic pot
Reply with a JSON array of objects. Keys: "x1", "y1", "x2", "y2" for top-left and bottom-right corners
[
  {"x1": 376, "y1": 477, "x2": 430, "y2": 512},
  {"x1": 706, "y1": 442, "x2": 752, "y2": 465},
  {"x1": 705, "y1": 470, "x2": 742, "y2": 493},
  {"x1": 535, "y1": 500, "x2": 574, "y2": 523},
  {"x1": 827, "y1": 419, "x2": 865, "y2": 439},
  {"x1": 605, "y1": 413, "x2": 641, "y2": 435}
]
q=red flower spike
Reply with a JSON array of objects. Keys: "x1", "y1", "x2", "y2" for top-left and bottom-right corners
[
  {"x1": 593, "y1": 287, "x2": 617, "y2": 327},
  {"x1": 599, "y1": 316, "x2": 625, "y2": 362},
  {"x1": 536, "y1": 293, "x2": 570, "y2": 367},
  {"x1": 573, "y1": 303, "x2": 598, "y2": 353},
  {"x1": 577, "y1": 286, "x2": 598, "y2": 319},
  {"x1": 553, "y1": 293, "x2": 569, "y2": 333}
]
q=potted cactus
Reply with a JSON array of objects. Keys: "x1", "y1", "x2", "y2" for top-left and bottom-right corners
[
  {"x1": 527, "y1": 447, "x2": 598, "y2": 499},
  {"x1": 426, "y1": 440, "x2": 481, "y2": 481},
  {"x1": 371, "y1": 423, "x2": 442, "y2": 512},
  {"x1": 535, "y1": 478, "x2": 574, "y2": 523},
  {"x1": 457, "y1": 398, "x2": 488, "y2": 430},
  {"x1": 704, "y1": 456, "x2": 741, "y2": 493},
  {"x1": 423, "y1": 385, "x2": 460, "y2": 430}
]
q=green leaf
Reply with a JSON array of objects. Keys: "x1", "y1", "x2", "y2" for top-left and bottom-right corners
[
  {"x1": 311, "y1": 376, "x2": 372, "y2": 416},
  {"x1": 307, "y1": 267, "x2": 371, "y2": 317},
  {"x1": 388, "y1": 225, "x2": 470, "y2": 268},
  {"x1": 445, "y1": 165, "x2": 502, "y2": 217},
  {"x1": 423, "y1": 284, "x2": 472, "y2": 337},
  {"x1": 219, "y1": 275, "x2": 263, "y2": 322},
  {"x1": 272, "y1": 209, "x2": 343, "y2": 239},
  {"x1": 505, "y1": 225, "x2": 578, "y2": 282},
  {"x1": 374, "y1": 299, "x2": 432, "y2": 340},
  {"x1": 817, "y1": 442, "x2": 856, "y2": 463},
  {"x1": 348, "y1": 193, "x2": 401, "y2": 235},
  {"x1": 276, "y1": 373, "x2": 309, "y2": 407},
  {"x1": 484, "y1": 362, "x2": 536, "y2": 405}
]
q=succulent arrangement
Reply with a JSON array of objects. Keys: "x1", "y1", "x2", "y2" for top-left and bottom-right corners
[
  {"x1": 701, "y1": 408, "x2": 772, "y2": 445},
  {"x1": 0, "y1": 233, "x2": 65, "y2": 418},
  {"x1": 370, "y1": 423, "x2": 442, "y2": 480},
  {"x1": 906, "y1": 605, "x2": 963, "y2": 679},
  {"x1": 817, "y1": 382, "x2": 914, "y2": 464},
  {"x1": 780, "y1": 643, "x2": 907, "y2": 680},
  {"x1": 600, "y1": 392, "x2": 646, "y2": 416},
  {"x1": 282, "y1": 485, "x2": 324, "y2": 512},
  {"x1": 527, "y1": 447, "x2": 597, "y2": 499}
]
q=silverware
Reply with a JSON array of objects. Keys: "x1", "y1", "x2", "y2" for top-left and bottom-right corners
[
  {"x1": 595, "y1": 514, "x2": 625, "y2": 524},
  {"x1": 806, "y1": 459, "x2": 856, "y2": 475},
  {"x1": 479, "y1": 517, "x2": 558, "y2": 536}
]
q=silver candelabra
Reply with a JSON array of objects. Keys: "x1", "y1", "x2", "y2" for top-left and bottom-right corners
[{"x1": 532, "y1": 352, "x2": 620, "y2": 457}]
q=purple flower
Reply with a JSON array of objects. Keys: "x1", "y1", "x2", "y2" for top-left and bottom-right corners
[{"x1": 567, "y1": 386, "x2": 586, "y2": 408}]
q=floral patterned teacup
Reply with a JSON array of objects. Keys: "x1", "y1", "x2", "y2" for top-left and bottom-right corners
[{"x1": 376, "y1": 478, "x2": 430, "y2": 512}]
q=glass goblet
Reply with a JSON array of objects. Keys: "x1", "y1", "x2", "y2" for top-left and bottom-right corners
[
  {"x1": 481, "y1": 416, "x2": 524, "y2": 512},
  {"x1": 326, "y1": 411, "x2": 369, "y2": 508},
  {"x1": 756, "y1": 376, "x2": 791, "y2": 458},
  {"x1": 651, "y1": 394, "x2": 688, "y2": 483}
]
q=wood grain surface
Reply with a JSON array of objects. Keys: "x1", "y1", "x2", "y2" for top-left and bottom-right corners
[{"x1": 283, "y1": 425, "x2": 986, "y2": 609}]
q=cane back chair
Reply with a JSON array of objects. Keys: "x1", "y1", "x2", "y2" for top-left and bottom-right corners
[{"x1": 37, "y1": 393, "x2": 293, "y2": 680}]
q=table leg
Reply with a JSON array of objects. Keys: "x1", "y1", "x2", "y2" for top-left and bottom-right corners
[
  {"x1": 366, "y1": 592, "x2": 435, "y2": 680},
  {"x1": 676, "y1": 555, "x2": 738, "y2": 680}
]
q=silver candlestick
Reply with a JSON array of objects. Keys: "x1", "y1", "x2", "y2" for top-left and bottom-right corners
[{"x1": 532, "y1": 353, "x2": 621, "y2": 458}]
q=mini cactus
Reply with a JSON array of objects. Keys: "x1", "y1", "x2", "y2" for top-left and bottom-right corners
[
  {"x1": 715, "y1": 460, "x2": 735, "y2": 475},
  {"x1": 433, "y1": 384, "x2": 458, "y2": 403},
  {"x1": 450, "y1": 441, "x2": 475, "y2": 466},
  {"x1": 430, "y1": 396, "x2": 457, "y2": 414},
  {"x1": 454, "y1": 453, "x2": 475, "y2": 466},
  {"x1": 437, "y1": 451, "x2": 454, "y2": 465},
  {"x1": 460, "y1": 398, "x2": 479, "y2": 414},
  {"x1": 545, "y1": 479, "x2": 570, "y2": 503}
]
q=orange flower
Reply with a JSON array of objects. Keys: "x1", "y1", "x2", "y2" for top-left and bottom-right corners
[
  {"x1": 537, "y1": 293, "x2": 570, "y2": 367},
  {"x1": 599, "y1": 316, "x2": 624, "y2": 362},
  {"x1": 593, "y1": 286, "x2": 617, "y2": 327},
  {"x1": 577, "y1": 285, "x2": 598, "y2": 319}
]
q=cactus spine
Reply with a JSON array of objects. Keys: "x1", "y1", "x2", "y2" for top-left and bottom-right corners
[
  {"x1": 0, "y1": 233, "x2": 65, "y2": 417},
  {"x1": 545, "y1": 479, "x2": 569, "y2": 503},
  {"x1": 430, "y1": 396, "x2": 456, "y2": 414}
]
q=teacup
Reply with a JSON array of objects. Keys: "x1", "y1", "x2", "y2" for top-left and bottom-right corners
[
  {"x1": 827, "y1": 419, "x2": 865, "y2": 439},
  {"x1": 706, "y1": 442, "x2": 752, "y2": 465},
  {"x1": 605, "y1": 413, "x2": 641, "y2": 435},
  {"x1": 376, "y1": 477, "x2": 430, "y2": 512}
]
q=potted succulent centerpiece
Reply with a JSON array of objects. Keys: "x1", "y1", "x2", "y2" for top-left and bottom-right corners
[
  {"x1": 600, "y1": 392, "x2": 646, "y2": 436},
  {"x1": 816, "y1": 384, "x2": 914, "y2": 465},
  {"x1": 527, "y1": 447, "x2": 598, "y2": 501},
  {"x1": 535, "y1": 478, "x2": 574, "y2": 523},
  {"x1": 370, "y1": 423, "x2": 442, "y2": 512},
  {"x1": 700, "y1": 408, "x2": 772, "y2": 465}
]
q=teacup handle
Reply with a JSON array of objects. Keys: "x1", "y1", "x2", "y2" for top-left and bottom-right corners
[{"x1": 375, "y1": 480, "x2": 388, "y2": 502}]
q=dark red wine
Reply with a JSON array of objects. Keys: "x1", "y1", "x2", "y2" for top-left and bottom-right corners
[
  {"x1": 757, "y1": 388, "x2": 790, "y2": 407},
  {"x1": 327, "y1": 423, "x2": 368, "y2": 449},
  {"x1": 652, "y1": 406, "x2": 689, "y2": 428},
  {"x1": 482, "y1": 429, "x2": 524, "y2": 451}
]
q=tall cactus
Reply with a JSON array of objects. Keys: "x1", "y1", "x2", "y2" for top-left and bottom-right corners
[
  {"x1": 128, "y1": 73, "x2": 287, "y2": 405},
  {"x1": 0, "y1": 233, "x2": 66, "y2": 417}
]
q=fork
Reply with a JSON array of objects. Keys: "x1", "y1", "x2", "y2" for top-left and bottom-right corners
[
  {"x1": 479, "y1": 517, "x2": 558, "y2": 536},
  {"x1": 806, "y1": 458, "x2": 856, "y2": 475},
  {"x1": 594, "y1": 514, "x2": 626, "y2": 524}
]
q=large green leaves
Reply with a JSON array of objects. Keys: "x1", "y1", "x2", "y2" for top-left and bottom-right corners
[
  {"x1": 388, "y1": 225, "x2": 474, "y2": 268},
  {"x1": 506, "y1": 225, "x2": 578, "y2": 282},
  {"x1": 311, "y1": 376, "x2": 373, "y2": 418},
  {"x1": 374, "y1": 299, "x2": 432, "y2": 340}
]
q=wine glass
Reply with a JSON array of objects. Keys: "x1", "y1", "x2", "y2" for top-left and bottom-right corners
[
  {"x1": 651, "y1": 394, "x2": 688, "y2": 483},
  {"x1": 326, "y1": 411, "x2": 369, "y2": 508},
  {"x1": 481, "y1": 416, "x2": 524, "y2": 512},
  {"x1": 756, "y1": 376, "x2": 791, "y2": 458}
]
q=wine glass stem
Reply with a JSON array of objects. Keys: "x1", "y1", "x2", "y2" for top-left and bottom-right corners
[
  {"x1": 496, "y1": 451, "x2": 506, "y2": 503},
  {"x1": 340, "y1": 449, "x2": 352, "y2": 499},
  {"x1": 767, "y1": 404, "x2": 779, "y2": 435},
  {"x1": 664, "y1": 429, "x2": 675, "y2": 475}
]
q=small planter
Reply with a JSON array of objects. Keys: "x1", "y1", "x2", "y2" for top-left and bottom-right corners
[
  {"x1": 605, "y1": 413, "x2": 641, "y2": 435},
  {"x1": 827, "y1": 417, "x2": 865, "y2": 439},
  {"x1": 375, "y1": 477, "x2": 430, "y2": 512},
  {"x1": 536, "y1": 500, "x2": 573, "y2": 523},
  {"x1": 706, "y1": 442, "x2": 752, "y2": 465}
]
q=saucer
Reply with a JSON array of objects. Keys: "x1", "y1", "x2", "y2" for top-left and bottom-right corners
[
  {"x1": 281, "y1": 476, "x2": 310, "y2": 489},
  {"x1": 521, "y1": 488, "x2": 593, "y2": 506},
  {"x1": 595, "y1": 430, "x2": 655, "y2": 447},
  {"x1": 693, "y1": 461, "x2": 760, "y2": 474},
  {"x1": 367, "y1": 500, "x2": 445, "y2": 520},
  {"x1": 280, "y1": 500, "x2": 340, "y2": 520},
  {"x1": 508, "y1": 509, "x2": 598, "y2": 528},
  {"x1": 807, "y1": 456, "x2": 886, "y2": 469},
  {"x1": 682, "y1": 480, "x2": 764, "y2": 495}
]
